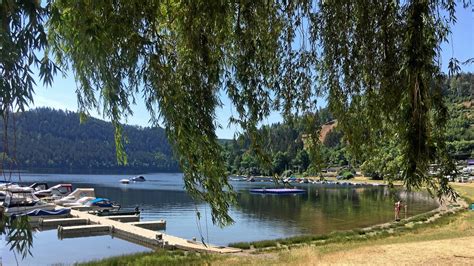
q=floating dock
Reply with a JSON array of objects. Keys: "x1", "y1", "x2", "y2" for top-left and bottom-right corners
[
  {"x1": 58, "y1": 224, "x2": 112, "y2": 235},
  {"x1": 60, "y1": 209, "x2": 240, "y2": 253},
  {"x1": 39, "y1": 217, "x2": 89, "y2": 228},
  {"x1": 101, "y1": 215, "x2": 140, "y2": 222},
  {"x1": 129, "y1": 220, "x2": 166, "y2": 230}
]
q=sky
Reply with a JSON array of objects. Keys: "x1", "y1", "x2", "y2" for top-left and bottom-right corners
[{"x1": 31, "y1": 6, "x2": 473, "y2": 139}]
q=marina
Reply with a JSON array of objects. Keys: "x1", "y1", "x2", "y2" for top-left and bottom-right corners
[{"x1": 0, "y1": 177, "x2": 241, "y2": 256}]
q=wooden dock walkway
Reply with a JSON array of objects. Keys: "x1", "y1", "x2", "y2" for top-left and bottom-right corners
[{"x1": 69, "y1": 209, "x2": 241, "y2": 254}]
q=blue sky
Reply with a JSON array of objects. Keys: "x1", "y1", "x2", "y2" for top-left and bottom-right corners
[{"x1": 32, "y1": 7, "x2": 473, "y2": 139}]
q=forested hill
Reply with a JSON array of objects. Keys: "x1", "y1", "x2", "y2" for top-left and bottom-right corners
[
  {"x1": 0, "y1": 108, "x2": 180, "y2": 173},
  {"x1": 223, "y1": 73, "x2": 473, "y2": 177}
]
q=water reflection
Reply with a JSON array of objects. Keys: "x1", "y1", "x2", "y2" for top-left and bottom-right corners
[{"x1": 236, "y1": 185, "x2": 437, "y2": 235}]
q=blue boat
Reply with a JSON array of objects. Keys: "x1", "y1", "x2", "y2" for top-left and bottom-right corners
[
  {"x1": 249, "y1": 188, "x2": 306, "y2": 194},
  {"x1": 87, "y1": 198, "x2": 114, "y2": 207},
  {"x1": 12, "y1": 208, "x2": 71, "y2": 220},
  {"x1": 85, "y1": 198, "x2": 120, "y2": 210}
]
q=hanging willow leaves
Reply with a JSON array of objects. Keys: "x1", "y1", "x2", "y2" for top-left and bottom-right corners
[
  {"x1": 1, "y1": 0, "x2": 471, "y2": 225},
  {"x1": 0, "y1": 0, "x2": 59, "y2": 177}
]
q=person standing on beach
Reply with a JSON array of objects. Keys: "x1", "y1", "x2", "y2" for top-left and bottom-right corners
[{"x1": 395, "y1": 201, "x2": 402, "y2": 221}]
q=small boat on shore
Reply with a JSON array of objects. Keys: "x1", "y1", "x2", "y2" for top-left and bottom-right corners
[
  {"x1": 120, "y1": 178, "x2": 130, "y2": 184},
  {"x1": 249, "y1": 188, "x2": 306, "y2": 195}
]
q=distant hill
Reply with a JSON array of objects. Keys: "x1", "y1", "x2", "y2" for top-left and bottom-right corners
[{"x1": 0, "y1": 108, "x2": 180, "y2": 173}]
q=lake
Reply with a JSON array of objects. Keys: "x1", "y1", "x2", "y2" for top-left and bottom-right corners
[{"x1": 0, "y1": 173, "x2": 438, "y2": 265}]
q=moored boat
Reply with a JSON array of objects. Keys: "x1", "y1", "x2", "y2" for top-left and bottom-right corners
[
  {"x1": 29, "y1": 182, "x2": 49, "y2": 191},
  {"x1": 60, "y1": 196, "x2": 96, "y2": 207},
  {"x1": 1, "y1": 187, "x2": 56, "y2": 216},
  {"x1": 130, "y1": 175, "x2": 146, "y2": 182},
  {"x1": 71, "y1": 198, "x2": 120, "y2": 211},
  {"x1": 35, "y1": 184, "x2": 73, "y2": 199},
  {"x1": 12, "y1": 208, "x2": 71, "y2": 221},
  {"x1": 91, "y1": 207, "x2": 140, "y2": 217},
  {"x1": 249, "y1": 188, "x2": 306, "y2": 194},
  {"x1": 54, "y1": 188, "x2": 96, "y2": 205}
]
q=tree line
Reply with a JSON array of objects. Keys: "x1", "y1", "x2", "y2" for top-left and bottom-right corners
[{"x1": 0, "y1": 108, "x2": 179, "y2": 173}]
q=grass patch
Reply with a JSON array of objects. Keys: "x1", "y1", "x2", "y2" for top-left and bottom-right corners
[
  {"x1": 451, "y1": 183, "x2": 474, "y2": 202},
  {"x1": 229, "y1": 234, "x2": 332, "y2": 250},
  {"x1": 79, "y1": 250, "x2": 217, "y2": 266}
]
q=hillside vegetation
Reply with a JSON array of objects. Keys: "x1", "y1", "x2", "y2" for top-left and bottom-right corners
[
  {"x1": 0, "y1": 108, "x2": 179, "y2": 173},
  {"x1": 224, "y1": 73, "x2": 473, "y2": 177}
]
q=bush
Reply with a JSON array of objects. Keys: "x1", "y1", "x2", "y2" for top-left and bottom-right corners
[
  {"x1": 337, "y1": 170, "x2": 354, "y2": 180},
  {"x1": 363, "y1": 171, "x2": 384, "y2": 180}
]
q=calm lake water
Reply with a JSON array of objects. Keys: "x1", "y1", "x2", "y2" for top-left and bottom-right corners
[{"x1": 1, "y1": 173, "x2": 438, "y2": 265}]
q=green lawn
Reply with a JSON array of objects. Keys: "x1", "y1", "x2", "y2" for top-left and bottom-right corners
[{"x1": 80, "y1": 250, "x2": 217, "y2": 266}]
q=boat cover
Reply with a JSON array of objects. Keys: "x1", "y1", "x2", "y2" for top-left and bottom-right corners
[
  {"x1": 27, "y1": 208, "x2": 71, "y2": 216},
  {"x1": 12, "y1": 208, "x2": 71, "y2": 219},
  {"x1": 89, "y1": 198, "x2": 113, "y2": 207}
]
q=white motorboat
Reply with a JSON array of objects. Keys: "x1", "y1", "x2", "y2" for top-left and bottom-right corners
[
  {"x1": 1, "y1": 187, "x2": 56, "y2": 216},
  {"x1": 35, "y1": 183, "x2": 73, "y2": 199},
  {"x1": 120, "y1": 179, "x2": 130, "y2": 184},
  {"x1": 130, "y1": 175, "x2": 146, "y2": 182},
  {"x1": 61, "y1": 196, "x2": 96, "y2": 207},
  {"x1": 71, "y1": 198, "x2": 120, "y2": 211},
  {"x1": 0, "y1": 183, "x2": 23, "y2": 202},
  {"x1": 55, "y1": 188, "x2": 96, "y2": 205},
  {"x1": 29, "y1": 182, "x2": 49, "y2": 191}
]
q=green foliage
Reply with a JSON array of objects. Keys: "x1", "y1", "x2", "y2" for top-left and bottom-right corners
[
  {"x1": 338, "y1": 170, "x2": 354, "y2": 180},
  {"x1": 443, "y1": 74, "x2": 474, "y2": 158},
  {"x1": 0, "y1": 216, "x2": 33, "y2": 259},
  {"x1": 272, "y1": 151, "x2": 290, "y2": 175},
  {"x1": 0, "y1": 108, "x2": 179, "y2": 172},
  {"x1": 223, "y1": 112, "x2": 346, "y2": 176},
  {"x1": 0, "y1": 0, "x2": 58, "y2": 115}
]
